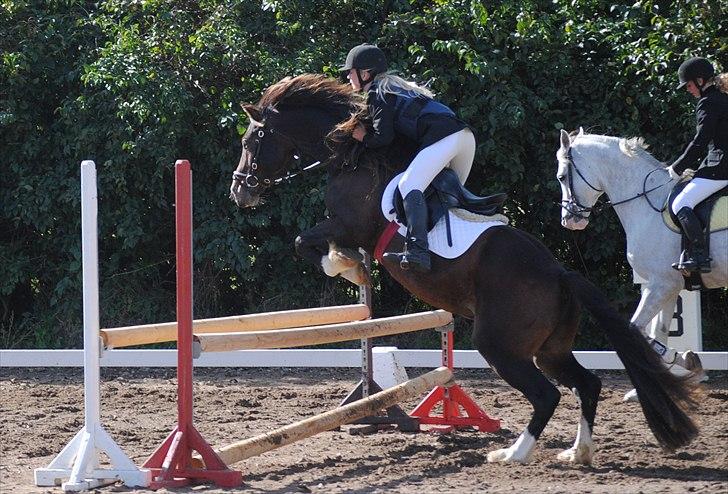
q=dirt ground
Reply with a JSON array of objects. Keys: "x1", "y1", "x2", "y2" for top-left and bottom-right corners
[{"x1": 0, "y1": 367, "x2": 726, "y2": 494}]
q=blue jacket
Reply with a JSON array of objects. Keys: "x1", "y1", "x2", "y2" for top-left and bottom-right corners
[{"x1": 363, "y1": 82, "x2": 455, "y2": 148}]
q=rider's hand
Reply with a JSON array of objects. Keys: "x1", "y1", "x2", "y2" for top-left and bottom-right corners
[
  {"x1": 683, "y1": 168, "x2": 696, "y2": 179},
  {"x1": 666, "y1": 165, "x2": 681, "y2": 181},
  {"x1": 352, "y1": 124, "x2": 367, "y2": 142}
]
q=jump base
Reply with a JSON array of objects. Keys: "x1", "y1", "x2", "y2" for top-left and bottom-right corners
[
  {"x1": 410, "y1": 383, "x2": 500, "y2": 433},
  {"x1": 34, "y1": 425, "x2": 151, "y2": 491},
  {"x1": 144, "y1": 425, "x2": 242, "y2": 489},
  {"x1": 340, "y1": 379, "x2": 420, "y2": 432}
]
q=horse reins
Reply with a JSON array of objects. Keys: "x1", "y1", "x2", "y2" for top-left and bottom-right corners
[
  {"x1": 232, "y1": 110, "x2": 325, "y2": 189},
  {"x1": 559, "y1": 147, "x2": 671, "y2": 220}
]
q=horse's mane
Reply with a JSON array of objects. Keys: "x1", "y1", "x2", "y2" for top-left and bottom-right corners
[
  {"x1": 256, "y1": 74, "x2": 362, "y2": 112},
  {"x1": 574, "y1": 132, "x2": 664, "y2": 169},
  {"x1": 327, "y1": 105, "x2": 413, "y2": 182}
]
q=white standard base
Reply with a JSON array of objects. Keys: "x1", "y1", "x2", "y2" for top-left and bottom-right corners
[
  {"x1": 34, "y1": 425, "x2": 151, "y2": 491},
  {"x1": 372, "y1": 346, "x2": 409, "y2": 389}
]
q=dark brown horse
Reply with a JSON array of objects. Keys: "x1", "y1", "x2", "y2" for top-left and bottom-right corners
[{"x1": 229, "y1": 74, "x2": 699, "y2": 464}]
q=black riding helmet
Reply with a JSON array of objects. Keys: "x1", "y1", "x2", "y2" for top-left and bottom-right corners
[
  {"x1": 677, "y1": 57, "x2": 715, "y2": 89},
  {"x1": 340, "y1": 44, "x2": 387, "y2": 86}
]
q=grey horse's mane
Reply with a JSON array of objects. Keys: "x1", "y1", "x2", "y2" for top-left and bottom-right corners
[{"x1": 573, "y1": 132, "x2": 664, "y2": 170}]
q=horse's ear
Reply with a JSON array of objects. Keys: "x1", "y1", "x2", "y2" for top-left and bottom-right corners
[
  {"x1": 560, "y1": 129, "x2": 571, "y2": 150},
  {"x1": 242, "y1": 104, "x2": 264, "y2": 125},
  {"x1": 578, "y1": 126, "x2": 585, "y2": 136}
]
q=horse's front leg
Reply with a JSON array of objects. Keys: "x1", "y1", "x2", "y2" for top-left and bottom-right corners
[{"x1": 295, "y1": 220, "x2": 370, "y2": 286}]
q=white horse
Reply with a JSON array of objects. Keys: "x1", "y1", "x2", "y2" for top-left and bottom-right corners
[{"x1": 556, "y1": 130, "x2": 727, "y2": 397}]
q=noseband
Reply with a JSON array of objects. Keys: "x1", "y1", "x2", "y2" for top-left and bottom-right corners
[
  {"x1": 232, "y1": 116, "x2": 324, "y2": 190},
  {"x1": 559, "y1": 147, "x2": 670, "y2": 220}
]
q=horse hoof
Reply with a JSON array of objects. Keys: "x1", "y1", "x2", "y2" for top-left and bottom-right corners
[
  {"x1": 339, "y1": 263, "x2": 370, "y2": 286},
  {"x1": 556, "y1": 446, "x2": 593, "y2": 464},
  {"x1": 682, "y1": 350, "x2": 703, "y2": 373},
  {"x1": 622, "y1": 388, "x2": 639, "y2": 403},
  {"x1": 487, "y1": 448, "x2": 530, "y2": 464}
]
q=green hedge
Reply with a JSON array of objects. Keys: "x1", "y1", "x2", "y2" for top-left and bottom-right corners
[{"x1": 1, "y1": 0, "x2": 726, "y2": 350}]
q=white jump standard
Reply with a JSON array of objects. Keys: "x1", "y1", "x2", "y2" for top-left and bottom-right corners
[{"x1": 34, "y1": 161, "x2": 151, "y2": 491}]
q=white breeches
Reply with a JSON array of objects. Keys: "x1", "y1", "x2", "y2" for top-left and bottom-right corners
[
  {"x1": 671, "y1": 177, "x2": 728, "y2": 214},
  {"x1": 398, "y1": 128, "x2": 476, "y2": 196}
]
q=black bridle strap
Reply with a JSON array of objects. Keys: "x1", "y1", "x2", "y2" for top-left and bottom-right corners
[
  {"x1": 568, "y1": 148, "x2": 602, "y2": 194},
  {"x1": 232, "y1": 112, "x2": 324, "y2": 188},
  {"x1": 560, "y1": 148, "x2": 670, "y2": 217}
]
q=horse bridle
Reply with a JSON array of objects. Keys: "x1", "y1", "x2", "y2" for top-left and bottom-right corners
[
  {"x1": 560, "y1": 147, "x2": 670, "y2": 220},
  {"x1": 232, "y1": 111, "x2": 324, "y2": 189}
]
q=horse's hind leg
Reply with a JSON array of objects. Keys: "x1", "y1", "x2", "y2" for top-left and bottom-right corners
[
  {"x1": 535, "y1": 352, "x2": 602, "y2": 464},
  {"x1": 477, "y1": 344, "x2": 561, "y2": 463}
]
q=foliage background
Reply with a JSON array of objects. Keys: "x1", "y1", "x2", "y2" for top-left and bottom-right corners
[{"x1": 1, "y1": 0, "x2": 726, "y2": 350}]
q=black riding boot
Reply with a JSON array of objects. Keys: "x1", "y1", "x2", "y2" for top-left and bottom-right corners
[
  {"x1": 383, "y1": 190, "x2": 431, "y2": 272},
  {"x1": 672, "y1": 206, "x2": 712, "y2": 273}
]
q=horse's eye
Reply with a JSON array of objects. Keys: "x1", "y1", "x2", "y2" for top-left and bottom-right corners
[{"x1": 557, "y1": 175, "x2": 566, "y2": 181}]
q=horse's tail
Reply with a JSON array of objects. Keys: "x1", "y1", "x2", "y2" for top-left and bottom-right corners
[{"x1": 560, "y1": 270, "x2": 700, "y2": 451}]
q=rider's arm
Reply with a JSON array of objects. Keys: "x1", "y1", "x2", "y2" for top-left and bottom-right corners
[
  {"x1": 671, "y1": 98, "x2": 718, "y2": 175},
  {"x1": 362, "y1": 92, "x2": 397, "y2": 149}
]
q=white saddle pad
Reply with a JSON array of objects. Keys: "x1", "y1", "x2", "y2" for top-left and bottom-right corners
[{"x1": 381, "y1": 173, "x2": 508, "y2": 259}]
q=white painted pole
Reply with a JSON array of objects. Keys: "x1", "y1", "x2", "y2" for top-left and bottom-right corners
[
  {"x1": 82, "y1": 160, "x2": 102, "y2": 432},
  {"x1": 34, "y1": 161, "x2": 150, "y2": 491}
]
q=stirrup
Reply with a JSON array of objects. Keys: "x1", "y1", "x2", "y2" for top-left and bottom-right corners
[
  {"x1": 400, "y1": 254, "x2": 431, "y2": 272},
  {"x1": 383, "y1": 250, "x2": 431, "y2": 272},
  {"x1": 674, "y1": 259, "x2": 712, "y2": 274}
]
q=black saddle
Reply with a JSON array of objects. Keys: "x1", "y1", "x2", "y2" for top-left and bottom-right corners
[{"x1": 392, "y1": 168, "x2": 507, "y2": 246}]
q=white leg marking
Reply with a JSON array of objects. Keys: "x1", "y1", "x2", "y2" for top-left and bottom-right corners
[
  {"x1": 321, "y1": 243, "x2": 359, "y2": 277},
  {"x1": 487, "y1": 430, "x2": 536, "y2": 464},
  {"x1": 557, "y1": 388, "x2": 594, "y2": 464},
  {"x1": 321, "y1": 255, "x2": 346, "y2": 277},
  {"x1": 623, "y1": 388, "x2": 639, "y2": 403},
  {"x1": 339, "y1": 265, "x2": 370, "y2": 286},
  {"x1": 557, "y1": 416, "x2": 594, "y2": 464}
]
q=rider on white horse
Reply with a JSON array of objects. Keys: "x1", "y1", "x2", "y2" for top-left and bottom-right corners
[{"x1": 666, "y1": 57, "x2": 728, "y2": 273}]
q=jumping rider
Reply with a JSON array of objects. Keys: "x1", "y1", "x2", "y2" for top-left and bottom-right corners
[
  {"x1": 340, "y1": 43, "x2": 476, "y2": 272},
  {"x1": 667, "y1": 57, "x2": 728, "y2": 273}
]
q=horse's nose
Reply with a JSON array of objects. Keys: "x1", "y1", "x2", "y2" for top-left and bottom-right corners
[{"x1": 230, "y1": 180, "x2": 249, "y2": 207}]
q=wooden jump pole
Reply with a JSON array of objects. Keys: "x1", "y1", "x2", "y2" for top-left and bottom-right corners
[
  {"x1": 101, "y1": 304, "x2": 370, "y2": 348},
  {"x1": 209, "y1": 367, "x2": 454, "y2": 465},
  {"x1": 195, "y1": 310, "x2": 453, "y2": 352}
]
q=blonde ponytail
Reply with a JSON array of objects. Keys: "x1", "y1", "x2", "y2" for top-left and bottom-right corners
[
  {"x1": 372, "y1": 72, "x2": 434, "y2": 100},
  {"x1": 715, "y1": 73, "x2": 728, "y2": 93}
]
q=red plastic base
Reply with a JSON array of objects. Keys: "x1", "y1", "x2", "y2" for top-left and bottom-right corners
[
  {"x1": 410, "y1": 384, "x2": 500, "y2": 433},
  {"x1": 143, "y1": 426, "x2": 242, "y2": 489}
]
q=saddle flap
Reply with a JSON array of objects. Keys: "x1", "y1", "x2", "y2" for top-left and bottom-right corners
[
  {"x1": 664, "y1": 182, "x2": 728, "y2": 233},
  {"x1": 393, "y1": 168, "x2": 507, "y2": 229}
]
